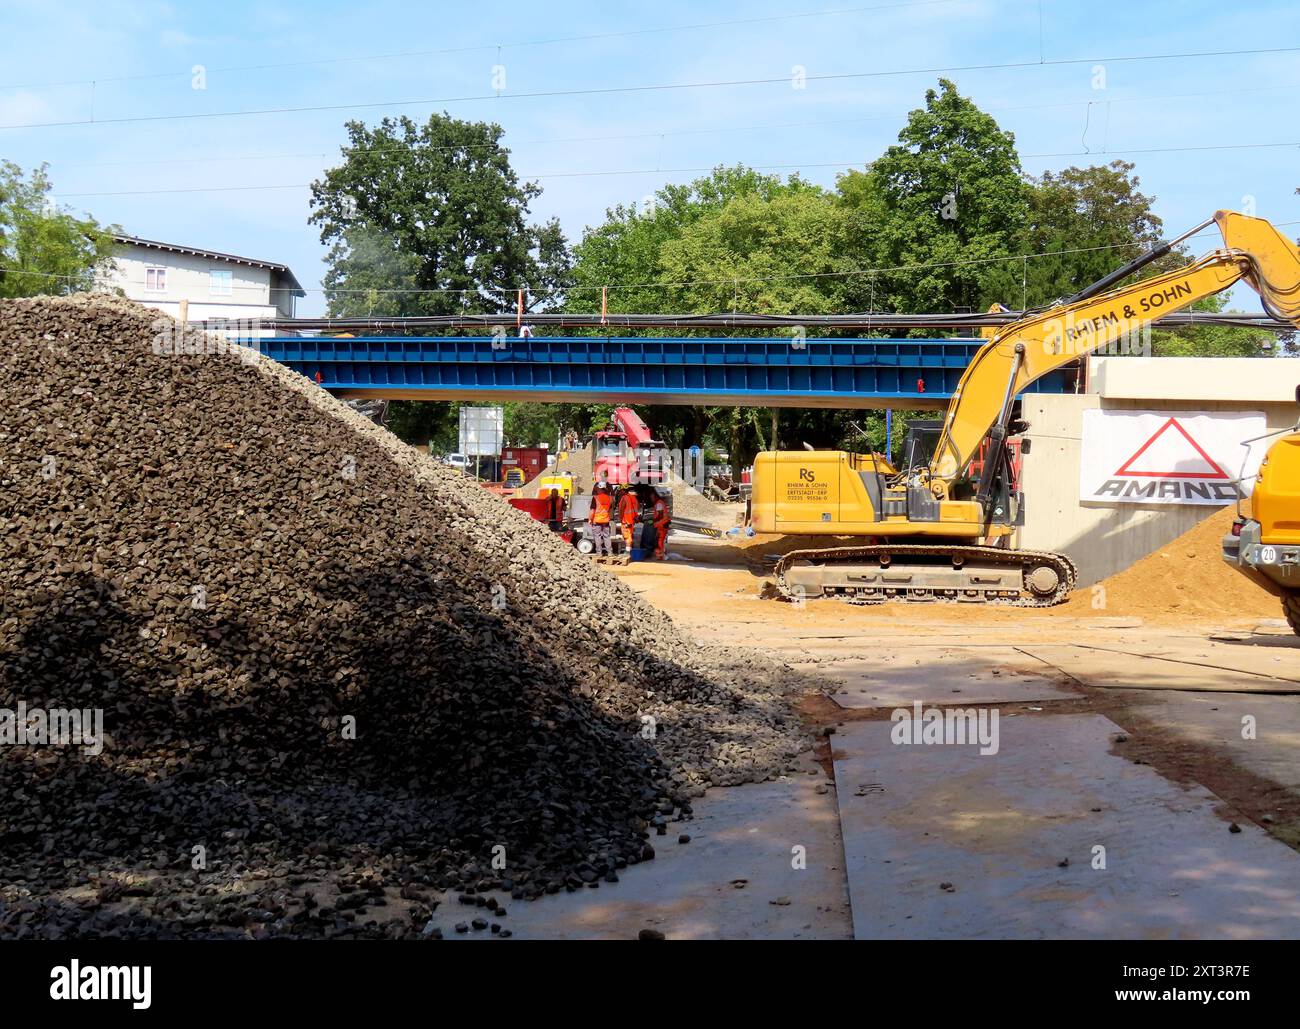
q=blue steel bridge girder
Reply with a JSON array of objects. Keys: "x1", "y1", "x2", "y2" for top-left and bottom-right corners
[{"x1": 255, "y1": 335, "x2": 1078, "y2": 410}]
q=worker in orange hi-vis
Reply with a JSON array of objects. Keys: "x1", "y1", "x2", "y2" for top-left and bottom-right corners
[
  {"x1": 617, "y1": 488, "x2": 641, "y2": 563},
  {"x1": 588, "y1": 484, "x2": 614, "y2": 558},
  {"x1": 545, "y1": 487, "x2": 566, "y2": 529},
  {"x1": 651, "y1": 491, "x2": 671, "y2": 560}
]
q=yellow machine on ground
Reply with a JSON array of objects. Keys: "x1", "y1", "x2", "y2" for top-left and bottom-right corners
[
  {"x1": 534, "y1": 473, "x2": 575, "y2": 501},
  {"x1": 752, "y1": 211, "x2": 1300, "y2": 606},
  {"x1": 1223, "y1": 388, "x2": 1300, "y2": 633}
]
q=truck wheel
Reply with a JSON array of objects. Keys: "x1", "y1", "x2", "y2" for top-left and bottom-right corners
[{"x1": 1284, "y1": 591, "x2": 1300, "y2": 637}]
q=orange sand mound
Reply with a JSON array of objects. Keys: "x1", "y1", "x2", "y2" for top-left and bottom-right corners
[{"x1": 1065, "y1": 508, "x2": 1280, "y2": 622}]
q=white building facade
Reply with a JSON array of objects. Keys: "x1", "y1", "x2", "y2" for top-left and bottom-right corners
[{"x1": 96, "y1": 235, "x2": 305, "y2": 334}]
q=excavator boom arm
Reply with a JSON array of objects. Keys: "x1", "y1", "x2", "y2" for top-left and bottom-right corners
[{"x1": 930, "y1": 211, "x2": 1300, "y2": 481}]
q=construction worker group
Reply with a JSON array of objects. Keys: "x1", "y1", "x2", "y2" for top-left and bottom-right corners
[{"x1": 587, "y1": 473, "x2": 670, "y2": 562}]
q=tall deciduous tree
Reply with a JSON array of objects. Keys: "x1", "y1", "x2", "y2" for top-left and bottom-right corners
[
  {"x1": 0, "y1": 161, "x2": 116, "y2": 299},
  {"x1": 567, "y1": 166, "x2": 848, "y2": 463},
  {"x1": 655, "y1": 186, "x2": 851, "y2": 314},
  {"x1": 840, "y1": 79, "x2": 1029, "y2": 314},
  {"x1": 1015, "y1": 160, "x2": 1165, "y2": 307},
  {"x1": 309, "y1": 113, "x2": 572, "y2": 317},
  {"x1": 1015, "y1": 161, "x2": 1275, "y2": 354},
  {"x1": 311, "y1": 113, "x2": 574, "y2": 443},
  {"x1": 568, "y1": 165, "x2": 811, "y2": 314}
]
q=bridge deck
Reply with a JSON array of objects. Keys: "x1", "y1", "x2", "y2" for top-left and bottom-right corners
[{"x1": 256, "y1": 336, "x2": 1078, "y2": 409}]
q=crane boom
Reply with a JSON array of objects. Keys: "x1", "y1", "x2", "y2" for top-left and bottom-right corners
[
  {"x1": 930, "y1": 211, "x2": 1300, "y2": 483},
  {"x1": 610, "y1": 406, "x2": 664, "y2": 448}
]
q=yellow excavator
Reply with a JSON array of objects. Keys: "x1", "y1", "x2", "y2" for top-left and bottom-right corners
[
  {"x1": 1222, "y1": 388, "x2": 1300, "y2": 634},
  {"x1": 751, "y1": 210, "x2": 1300, "y2": 605}
]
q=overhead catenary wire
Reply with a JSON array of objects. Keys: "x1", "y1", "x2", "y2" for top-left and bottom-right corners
[
  {"x1": 45, "y1": 136, "x2": 1300, "y2": 201},
  {"x1": 0, "y1": 0, "x2": 960, "y2": 91},
  {"x1": 44, "y1": 79, "x2": 1300, "y2": 174},
  {"x1": 21, "y1": 220, "x2": 1298, "y2": 305},
  {"x1": 7, "y1": 44, "x2": 1300, "y2": 132},
  {"x1": 216, "y1": 310, "x2": 1297, "y2": 333},
  {"x1": 4, "y1": 234, "x2": 1201, "y2": 295}
]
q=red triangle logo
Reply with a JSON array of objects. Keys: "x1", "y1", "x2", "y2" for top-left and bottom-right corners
[{"x1": 1113, "y1": 417, "x2": 1231, "y2": 479}]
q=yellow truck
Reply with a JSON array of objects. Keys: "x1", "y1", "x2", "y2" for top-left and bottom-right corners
[
  {"x1": 1223, "y1": 388, "x2": 1300, "y2": 633},
  {"x1": 752, "y1": 210, "x2": 1300, "y2": 606}
]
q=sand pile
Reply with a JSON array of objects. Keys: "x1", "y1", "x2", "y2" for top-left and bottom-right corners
[
  {"x1": 1067, "y1": 507, "x2": 1280, "y2": 621},
  {"x1": 661, "y1": 465, "x2": 739, "y2": 529},
  {"x1": 0, "y1": 295, "x2": 807, "y2": 939}
]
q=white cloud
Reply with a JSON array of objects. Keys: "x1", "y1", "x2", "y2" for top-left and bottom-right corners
[
  {"x1": 159, "y1": 28, "x2": 200, "y2": 49},
  {"x1": 0, "y1": 89, "x2": 53, "y2": 128}
]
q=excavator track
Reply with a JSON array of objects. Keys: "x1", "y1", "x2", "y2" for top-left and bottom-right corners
[{"x1": 773, "y1": 544, "x2": 1078, "y2": 607}]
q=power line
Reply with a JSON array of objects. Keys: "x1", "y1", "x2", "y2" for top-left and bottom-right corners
[
  {"x1": 8, "y1": 44, "x2": 1300, "y2": 132},
  {"x1": 31, "y1": 221, "x2": 1292, "y2": 299},
  {"x1": 217, "y1": 310, "x2": 1296, "y2": 333},
  {"x1": 48, "y1": 138, "x2": 1300, "y2": 200},
  {"x1": 0, "y1": 1, "x2": 958, "y2": 91},
  {"x1": 303, "y1": 225, "x2": 1257, "y2": 296},
  {"x1": 2, "y1": 237, "x2": 1159, "y2": 295},
  {"x1": 47, "y1": 80, "x2": 1300, "y2": 174},
  {"x1": 1027, "y1": 139, "x2": 1300, "y2": 159}
]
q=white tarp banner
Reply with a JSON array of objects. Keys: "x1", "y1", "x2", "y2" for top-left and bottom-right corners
[
  {"x1": 458, "y1": 406, "x2": 503, "y2": 457},
  {"x1": 1079, "y1": 409, "x2": 1266, "y2": 506}
]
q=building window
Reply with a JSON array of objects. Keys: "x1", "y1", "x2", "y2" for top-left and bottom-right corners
[
  {"x1": 145, "y1": 267, "x2": 167, "y2": 292},
  {"x1": 209, "y1": 269, "x2": 233, "y2": 296}
]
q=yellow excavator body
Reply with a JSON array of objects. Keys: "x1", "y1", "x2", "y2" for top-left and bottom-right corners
[
  {"x1": 1251, "y1": 430, "x2": 1300, "y2": 549},
  {"x1": 751, "y1": 450, "x2": 1004, "y2": 538},
  {"x1": 1222, "y1": 389, "x2": 1300, "y2": 632}
]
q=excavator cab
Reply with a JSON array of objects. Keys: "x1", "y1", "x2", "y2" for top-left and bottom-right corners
[
  {"x1": 904, "y1": 413, "x2": 1026, "y2": 512},
  {"x1": 900, "y1": 420, "x2": 943, "y2": 472}
]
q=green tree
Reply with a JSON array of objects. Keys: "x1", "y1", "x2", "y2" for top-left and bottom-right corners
[
  {"x1": 1016, "y1": 160, "x2": 1165, "y2": 307},
  {"x1": 0, "y1": 161, "x2": 117, "y2": 299},
  {"x1": 386, "y1": 399, "x2": 461, "y2": 451},
  {"x1": 1151, "y1": 294, "x2": 1277, "y2": 356},
  {"x1": 311, "y1": 113, "x2": 574, "y2": 439},
  {"x1": 309, "y1": 113, "x2": 572, "y2": 317},
  {"x1": 503, "y1": 402, "x2": 610, "y2": 447},
  {"x1": 655, "y1": 187, "x2": 850, "y2": 314},
  {"x1": 1016, "y1": 162, "x2": 1277, "y2": 355},
  {"x1": 839, "y1": 79, "x2": 1029, "y2": 314},
  {"x1": 567, "y1": 166, "x2": 852, "y2": 461},
  {"x1": 385, "y1": 399, "x2": 612, "y2": 451},
  {"x1": 567, "y1": 165, "x2": 814, "y2": 314}
]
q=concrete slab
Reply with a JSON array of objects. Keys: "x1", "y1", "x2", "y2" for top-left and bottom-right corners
[
  {"x1": 1113, "y1": 688, "x2": 1300, "y2": 792},
  {"x1": 433, "y1": 769, "x2": 853, "y2": 940},
  {"x1": 832, "y1": 713, "x2": 1300, "y2": 939},
  {"x1": 821, "y1": 647, "x2": 1076, "y2": 709},
  {"x1": 1023, "y1": 644, "x2": 1300, "y2": 693},
  {"x1": 1130, "y1": 635, "x2": 1300, "y2": 683}
]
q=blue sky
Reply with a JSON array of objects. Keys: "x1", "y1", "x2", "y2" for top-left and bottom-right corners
[{"x1": 2, "y1": 0, "x2": 1298, "y2": 316}]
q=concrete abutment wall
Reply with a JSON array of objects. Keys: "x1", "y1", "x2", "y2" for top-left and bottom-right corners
[{"x1": 1018, "y1": 357, "x2": 1299, "y2": 587}]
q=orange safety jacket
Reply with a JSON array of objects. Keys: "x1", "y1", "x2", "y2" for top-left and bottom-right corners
[
  {"x1": 652, "y1": 497, "x2": 670, "y2": 528},
  {"x1": 618, "y1": 492, "x2": 640, "y2": 525},
  {"x1": 590, "y1": 492, "x2": 613, "y2": 525}
]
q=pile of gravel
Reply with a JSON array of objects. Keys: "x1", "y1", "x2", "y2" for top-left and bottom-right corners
[{"x1": 0, "y1": 295, "x2": 807, "y2": 939}]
